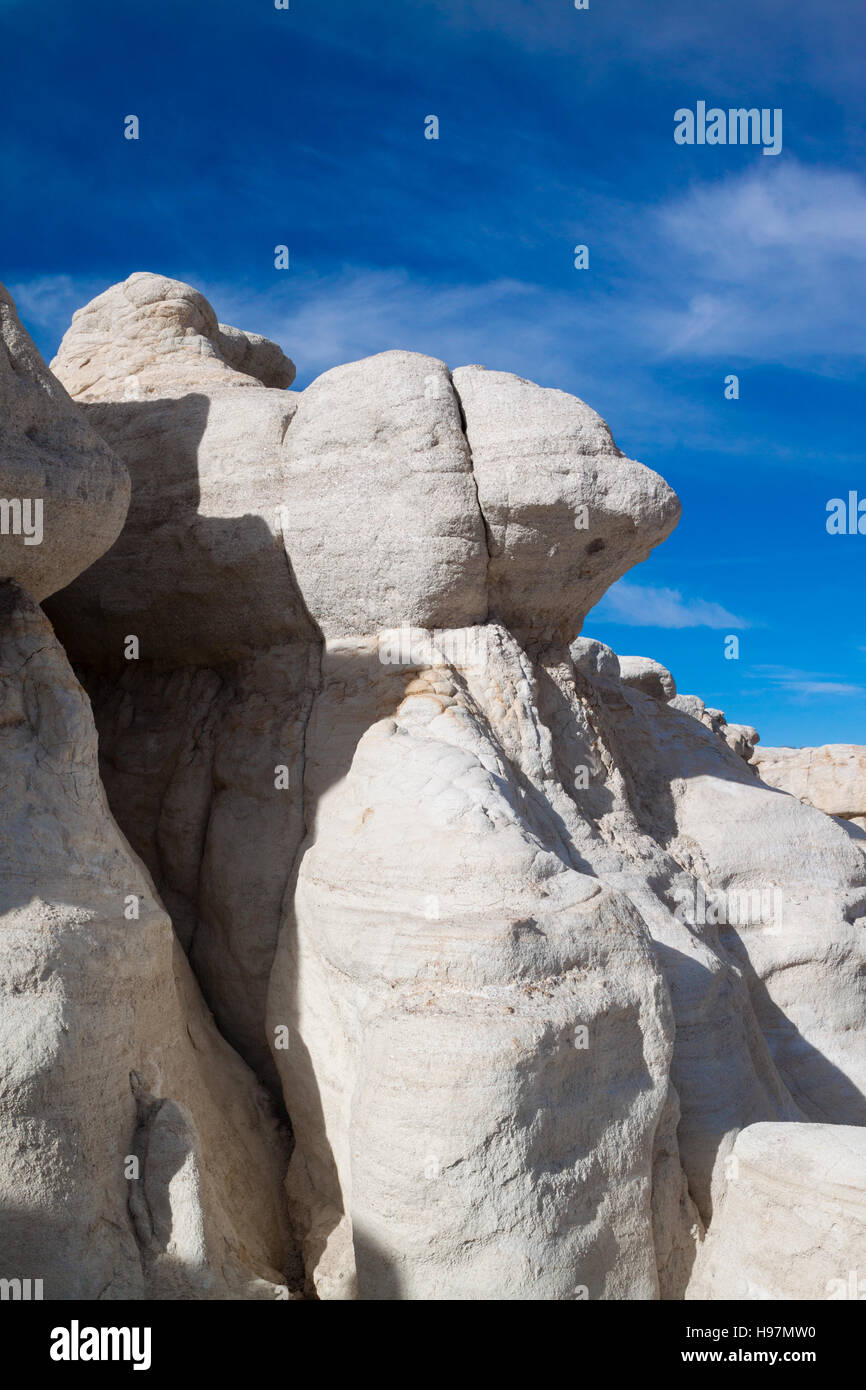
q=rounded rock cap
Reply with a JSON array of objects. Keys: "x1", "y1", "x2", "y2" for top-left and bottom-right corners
[
  {"x1": 618, "y1": 655, "x2": 677, "y2": 701},
  {"x1": 50, "y1": 272, "x2": 296, "y2": 401},
  {"x1": 0, "y1": 280, "x2": 130, "y2": 600}
]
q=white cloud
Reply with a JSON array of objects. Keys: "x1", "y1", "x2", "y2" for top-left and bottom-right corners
[
  {"x1": 11, "y1": 161, "x2": 866, "y2": 408},
  {"x1": 589, "y1": 580, "x2": 748, "y2": 629},
  {"x1": 218, "y1": 162, "x2": 866, "y2": 384},
  {"x1": 208, "y1": 269, "x2": 556, "y2": 387},
  {"x1": 643, "y1": 162, "x2": 866, "y2": 362},
  {"x1": 748, "y1": 666, "x2": 864, "y2": 699},
  {"x1": 6, "y1": 273, "x2": 112, "y2": 359}
]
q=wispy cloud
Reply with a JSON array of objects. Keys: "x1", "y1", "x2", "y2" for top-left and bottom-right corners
[
  {"x1": 211, "y1": 161, "x2": 866, "y2": 392},
  {"x1": 589, "y1": 580, "x2": 748, "y2": 629},
  {"x1": 9, "y1": 160, "x2": 866, "y2": 423},
  {"x1": 216, "y1": 162, "x2": 866, "y2": 381},
  {"x1": 747, "y1": 665, "x2": 865, "y2": 699},
  {"x1": 641, "y1": 162, "x2": 866, "y2": 363},
  {"x1": 205, "y1": 269, "x2": 558, "y2": 388},
  {"x1": 12, "y1": 155, "x2": 866, "y2": 359},
  {"x1": 6, "y1": 274, "x2": 111, "y2": 358}
]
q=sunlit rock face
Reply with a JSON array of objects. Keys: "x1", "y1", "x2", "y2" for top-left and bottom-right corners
[
  {"x1": 0, "y1": 281, "x2": 129, "y2": 601},
  {"x1": 0, "y1": 272, "x2": 862, "y2": 1301},
  {"x1": 752, "y1": 743, "x2": 866, "y2": 830}
]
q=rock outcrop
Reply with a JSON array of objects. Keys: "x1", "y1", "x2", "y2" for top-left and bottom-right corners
[
  {"x1": 0, "y1": 585, "x2": 294, "y2": 1298},
  {"x1": 0, "y1": 286, "x2": 295, "y2": 1298},
  {"x1": 0, "y1": 271, "x2": 863, "y2": 1302},
  {"x1": 617, "y1": 654, "x2": 677, "y2": 701},
  {"x1": 270, "y1": 628, "x2": 700, "y2": 1298},
  {"x1": 752, "y1": 744, "x2": 866, "y2": 831},
  {"x1": 0, "y1": 282, "x2": 129, "y2": 600},
  {"x1": 688, "y1": 1123, "x2": 866, "y2": 1300},
  {"x1": 51, "y1": 271, "x2": 295, "y2": 400},
  {"x1": 451, "y1": 366, "x2": 681, "y2": 641}
]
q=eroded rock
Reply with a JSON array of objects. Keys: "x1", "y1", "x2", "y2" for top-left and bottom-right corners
[
  {"x1": 618, "y1": 654, "x2": 677, "y2": 701},
  {"x1": 452, "y1": 365, "x2": 681, "y2": 642},
  {"x1": 0, "y1": 280, "x2": 129, "y2": 600},
  {"x1": 688, "y1": 1123, "x2": 866, "y2": 1300},
  {"x1": 0, "y1": 585, "x2": 294, "y2": 1298},
  {"x1": 753, "y1": 744, "x2": 866, "y2": 825},
  {"x1": 11, "y1": 270, "x2": 864, "y2": 1303}
]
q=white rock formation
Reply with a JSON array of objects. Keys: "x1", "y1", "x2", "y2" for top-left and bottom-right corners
[
  {"x1": 0, "y1": 270, "x2": 861, "y2": 1302},
  {"x1": 0, "y1": 583, "x2": 294, "y2": 1298},
  {"x1": 47, "y1": 273, "x2": 305, "y2": 666},
  {"x1": 51, "y1": 271, "x2": 295, "y2": 400},
  {"x1": 617, "y1": 654, "x2": 677, "y2": 701},
  {"x1": 570, "y1": 635, "x2": 621, "y2": 680},
  {"x1": 0, "y1": 280, "x2": 297, "y2": 1298},
  {"x1": 270, "y1": 630, "x2": 699, "y2": 1298},
  {"x1": 753, "y1": 744, "x2": 866, "y2": 831},
  {"x1": 278, "y1": 352, "x2": 489, "y2": 638},
  {"x1": 688, "y1": 1123, "x2": 866, "y2": 1300},
  {"x1": 451, "y1": 365, "x2": 681, "y2": 641},
  {"x1": 0, "y1": 281, "x2": 129, "y2": 600}
]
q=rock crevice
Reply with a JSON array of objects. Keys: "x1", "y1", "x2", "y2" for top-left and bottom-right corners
[{"x1": 1, "y1": 272, "x2": 863, "y2": 1301}]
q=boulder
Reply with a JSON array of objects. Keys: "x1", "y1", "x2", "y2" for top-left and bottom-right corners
[
  {"x1": 0, "y1": 281, "x2": 129, "y2": 600},
  {"x1": 688, "y1": 1123, "x2": 866, "y2": 1300},
  {"x1": 50, "y1": 271, "x2": 295, "y2": 399},
  {"x1": 618, "y1": 654, "x2": 677, "y2": 701},
  {"x1": 47, "y1": 274, "x2": 306, "y2": 667},
  {"x1": 722, "y1": 722, "x2": 760, "y2": 761},
  {"x1": 569, "y1": 635, "x2": 621, "y2": 680},
  {"x1": 451, "y1": 365, "x2": 681, "y2": 642},
  {"x1": 753, "y1": 744, "x2": 866, "y2": 823},
  {"x1": 277, "y1": 351, "x2": 488, "y2": 638}
]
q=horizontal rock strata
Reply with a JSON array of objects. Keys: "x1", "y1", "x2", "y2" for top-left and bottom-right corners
[{"x1": 0, "y1": 272, "x2": 861, "y2": 1302}]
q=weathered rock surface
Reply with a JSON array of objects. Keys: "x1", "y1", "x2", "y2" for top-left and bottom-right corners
[
  {"x1": 752, "y1": 744, "x2": 866, "y2": 828},
  {"x1": 269, "y1": 630, "x2": 699, "y2": 1299},
  {"x1": 0, "y1": 281, "x2": 129, "y2": 600},
  {"x1": 279, "y1": 352, "x2": 488, "y2": 638},
  {"x1": 47, "y1": 274, "x2": 306, "y2": 667},
  {"x1": 451, "y1": 366, "x2": 681, "y2": 642},
  {"x1": 668, "y1": 692, "x2": 760, "y2": 761},
  {"x1": 617, "y1": 654, "x2": 677, "y2": 701},
  {"x1": 79, "y1": 647, "x2": 317, "y2": 1088},
  {"x1": 598, "y1": 680, "x2": 866, "y2": 1131},
  {"x1": 43, "y1": 275, "x2": 686, "y2": 1099},
  {"x1": 688, "y1": 1123, "x2": 866, "y2": 1300},
  {"x1": 720, "y1": 721, "x2": 760, "y2": 761},
  {"x1": 3, "y1": 270, "x2": 863, "y2": 1303},
  {"x1": 0, "y1": 585, "x2": 294, "y2": 1298},
  {"x1": 569, "y1": 635, "x2": 621, "y2": 680},
  {"x1": 51, "y1": 271, "x2": 295, "y2": 400}
]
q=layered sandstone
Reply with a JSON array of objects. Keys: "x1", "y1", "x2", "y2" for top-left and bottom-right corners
[{"x1": 0, "y1": 272, "x2": 862, "y2": 1302}]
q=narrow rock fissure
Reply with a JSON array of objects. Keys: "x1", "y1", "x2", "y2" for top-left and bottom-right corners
[{"x1": 450, "y1": 372, "x2": 492, "y2": 624}]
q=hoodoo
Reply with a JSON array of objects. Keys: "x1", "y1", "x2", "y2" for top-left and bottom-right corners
[{"x1": 0, "y1": 272, "x2": 861, "y2": 1301}]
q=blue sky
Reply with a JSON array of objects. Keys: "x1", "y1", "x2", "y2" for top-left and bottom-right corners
[{"x1": 2, "y1": 0, "x2": 864, "y2": 745}]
